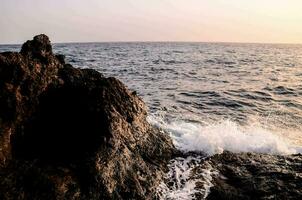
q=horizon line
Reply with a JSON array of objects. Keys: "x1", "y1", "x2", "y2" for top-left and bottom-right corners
[{"x1": 1, "y1": 40, "x2": 302, "y2": 46}]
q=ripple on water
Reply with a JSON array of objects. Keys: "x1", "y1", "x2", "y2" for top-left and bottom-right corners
[{"x1": 2, "y1": 42, "x2": 302, "y2": 199}]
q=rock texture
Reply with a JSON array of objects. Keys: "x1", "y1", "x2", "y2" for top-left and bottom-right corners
[
  {"x1": 0, "y1": 34, "x2": 175, "y2": 200},
  {"x1": 202, "y1": 152, "x2": 302, "y2": 200}
]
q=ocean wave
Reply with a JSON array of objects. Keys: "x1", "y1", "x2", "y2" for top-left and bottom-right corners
[{"x1": 148, "y1": 116, "x2": 302, "y2": 156}]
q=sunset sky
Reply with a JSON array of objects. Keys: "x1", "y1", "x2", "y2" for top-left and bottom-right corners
[{"x1": 1, "y1": 0, "x2": 302, "y2": 44}]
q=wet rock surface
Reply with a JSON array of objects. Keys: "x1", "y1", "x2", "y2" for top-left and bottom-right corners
[
  {"x1": 0, "y1": 35, "x2": 176, "y2": 200},
  {"x1": 202, "y1": 151, "x2": 302, "y2": 200}
]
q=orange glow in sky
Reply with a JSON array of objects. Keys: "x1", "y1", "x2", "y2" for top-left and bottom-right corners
[{"x1": 1, "y1": 0, "x2": 302, "y2": 44}]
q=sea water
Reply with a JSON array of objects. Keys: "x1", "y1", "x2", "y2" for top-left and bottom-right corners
[{"x1": 2, "y1": 42, "x2": 302, "y2": 199}]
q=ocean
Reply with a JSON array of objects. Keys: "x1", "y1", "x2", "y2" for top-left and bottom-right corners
[{"x1": 1, "y1": 42, "x2": 302, "y2": 199}]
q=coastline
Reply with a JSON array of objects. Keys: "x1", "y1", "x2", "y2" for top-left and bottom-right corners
[{"x1": 0, "y1": 35, "x2": 301, "y2": 200}]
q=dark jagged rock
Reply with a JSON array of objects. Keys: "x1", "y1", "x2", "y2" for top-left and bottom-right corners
[
  {"x1": 21, "y1": 34, "x2": 53, "y2": 59},
  {"x1": 0, "y1": 35, "x2": 176, "y2": 199},
  {"x1": 201, "y1": 152, "x2": 302, "y2": 200}
]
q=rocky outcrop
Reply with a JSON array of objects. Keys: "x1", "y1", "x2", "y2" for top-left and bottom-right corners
[
  {"x1": 0, "y1": 35, "x2": 175, "y2": 200},
  {"x1": 201, "y1": 152, "x2": 302, "y2": 200}
]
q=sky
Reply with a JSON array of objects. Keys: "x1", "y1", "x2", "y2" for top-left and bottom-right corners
[{"x1": 1, "y1": 0, "x2": 302, "y2": 44}]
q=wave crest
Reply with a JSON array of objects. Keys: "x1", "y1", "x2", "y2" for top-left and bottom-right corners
[{"x1": 148, "y1": 116, "x2": 301, "y2": 156}]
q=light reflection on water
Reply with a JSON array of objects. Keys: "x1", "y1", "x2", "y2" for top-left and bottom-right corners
[{"x1": 1, "y1": 42, "x2": 302, "y2": 144}]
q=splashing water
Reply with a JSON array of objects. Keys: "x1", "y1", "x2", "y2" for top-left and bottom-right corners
[
  {"x1": 156, "y1": 156, "x2": 218, "y2": 200},
  {"x1": 148, "y1": 116, "x2": 302, "y2": 156},
  {"x1": 150, "y1": 115, "x2": 302, "y2": 200}
]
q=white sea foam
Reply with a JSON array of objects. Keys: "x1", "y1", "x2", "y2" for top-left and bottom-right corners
[
  {"x1": 151, "y1": 115, "x2": 302, "y2": 199},
  {"x1": 148, "y1": 116, "x2": 302, "y2": 156},
  {"x1": 156, "y1": 156, "x2": 217, "y2": 200}
]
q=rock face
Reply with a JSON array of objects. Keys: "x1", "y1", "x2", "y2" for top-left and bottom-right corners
[
  {"x1": 202, "y1": 152, "x2": 302, "y2": 200},
  {"x1": 0, "y1": 35, "x2": 175, "y2": 200}
]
